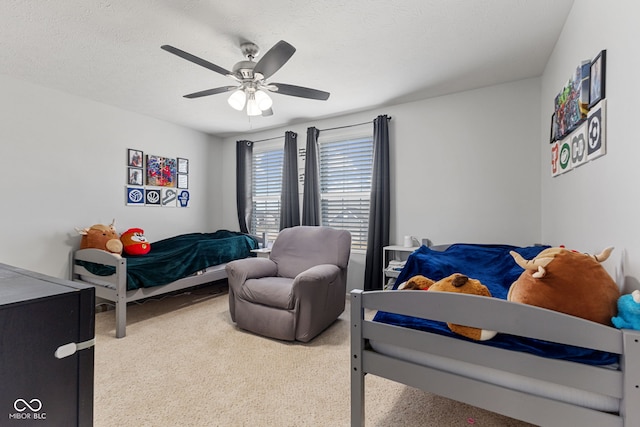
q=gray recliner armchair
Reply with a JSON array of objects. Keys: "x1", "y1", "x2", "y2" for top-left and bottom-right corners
[{"x1": 225, "y1": 226, "x2": 351, "y2": 342}]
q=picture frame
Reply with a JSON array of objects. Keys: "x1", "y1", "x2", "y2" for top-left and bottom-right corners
[
  {"x1": 128, "y1": 149, "x2": 143, "y2": 167},
  {"x1": 126, "y1": 187, "x2": 145, "y2": 205},
  {"x1": 146, "y1": 154, "x2": 177, "y2": 187},
  {"x1": 145, "y1": 188, "x2": 162, "y2": 206},
  {"x1": 161, "y1": 188, "x2": 178, "y2": 207},
  {"x1": 587, "y1": 99, "x2": 607, "y2": 161},
  {"x1": 549, "y1": 112, "x2": 557, "y2": 143},
  {"x1": 588, "y1": 50, "x2": 606, "y2": 109},
  {"x1": 128, "y1": 167, "x2": 143, "y2": 185},
  {"x1": 177, "y1": 158, "x2": 189, "y2": 174},
  {"x1": 177, "y1": 173, "x2": 189, "y2": 189}
]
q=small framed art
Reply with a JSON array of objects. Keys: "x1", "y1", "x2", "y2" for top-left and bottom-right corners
[
  {"x1": 177, "y1": 158, "x2": 189, "y2": 174},
  {"x1": 588, "y1": 50, "x2": 606, "y2": 109},
  {"x1": 126, "y1": 187, "x2": 145, "y2": 205},
  {"x1": 177, "y1": 174, "x2": 189, "y2": 189},
  {"x1": 128, "y1": 167, "x2": 143, "y2": 185},
  {"x1": 128, "y1": 149, "x2": 143, "y2": 167}
]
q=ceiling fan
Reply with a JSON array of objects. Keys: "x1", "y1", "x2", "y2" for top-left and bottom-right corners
[{"x1": 161, "y1": 40, "x2": 330, "y2": 117}]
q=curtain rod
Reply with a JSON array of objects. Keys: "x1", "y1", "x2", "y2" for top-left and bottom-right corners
[
  {"x1": 318, "y1": 115, "x2": 392, "y2": 132},
  {"x1": 250, "y1": 115, "x2": 392, "y2": 142},
  {"x1": 252, "y1": 135, "x2": 284, "y2": 143}
]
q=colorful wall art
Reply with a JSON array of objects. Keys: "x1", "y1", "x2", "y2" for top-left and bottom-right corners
[
  {"x1": 146, "y1": 155, "x2": 177, "y2": 187},
  {"x1": 125, "y1": 149, "x2": 190, "y2": 207},
  {"x1": 550, "y1": 50, "x2": 607, "y2": 177}
]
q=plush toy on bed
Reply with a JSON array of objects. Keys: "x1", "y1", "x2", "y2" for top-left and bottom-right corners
[
  {"x1": 611, "y1": 290, "x2": 640, "y2": 330},
  {"x1": 76, "y1": 219, "x2": 123, "y2": 255},
  {"x1": 399, "y1": 274, "x2": 434, "y2": 290},
  {"x1": 509, "y1": 246, "x2": 620, "y2": 325},
  {"x1": 399, "y1": 273, "x2": 498, "y2": 341},
  {"x1": 120, "y1": 227, "x2": 151, "y2": 256}
]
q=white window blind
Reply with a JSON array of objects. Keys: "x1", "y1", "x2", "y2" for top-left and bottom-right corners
[
  {"x1": 251, "y1": 142, "x2": 283, "y2": 243},
  {"x1": 319, "y1": 136, "x2": 373, "y2": 250}
]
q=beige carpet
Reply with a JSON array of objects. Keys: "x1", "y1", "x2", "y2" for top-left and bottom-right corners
[{"x1": 93, "y1": 283, "x2": 536, "y2": 426}]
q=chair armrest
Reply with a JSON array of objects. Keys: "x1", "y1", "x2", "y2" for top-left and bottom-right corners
[
  {"x1": 226, "y1": 257, "x2": 278, "y2": 280},
  {"x1": 292, "y1": 264, "x2": 341, "y2": 291},
  {"x1": 292, "y1": 264, "x2": 346, "y2": 341}
]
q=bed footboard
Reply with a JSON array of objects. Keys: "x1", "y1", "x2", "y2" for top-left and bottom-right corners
[
  {"x1": 70, "y1": 249, "x2": 128, "y2": 337},
  {"x1": 350, "y1": 289, "x2": 640, "y2": 427}
]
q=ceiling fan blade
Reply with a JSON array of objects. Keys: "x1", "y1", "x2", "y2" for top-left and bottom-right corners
[
  {"x1": 161, "y1": 45, "x2": 232, "y2": 76},
  {"x1": 270, "y1": 83, "x2": 330, "y2": 100},
  {"x1": 184, "y1": 86, "x2": 238, "y2": 99},
  {"x1": 261, "y1": 108, "x2": 274, "y2": 117},
  {"x1": 253, "y1": 40, "x2": 296, "y2": 79}
]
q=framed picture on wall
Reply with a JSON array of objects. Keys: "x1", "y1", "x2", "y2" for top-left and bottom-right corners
[
  {"x1": 177, "y1": 174, "x2": 189, "y2": 189},
  {"x1": 588, "y1": 50, "x2": 606, "y2": 108},
  {"x1": 177, "y1": 158, "x2": 189, "y2": 174},
  {"x1": 146, "y1": 155, "x2": 177, "y2": 187},
  {"x1": 128, "y1": 149, "x2": 143, "y2": 167},
  {"x1": 549, "y1": 112, "x2": 557, "y2": 143},
  {"x1": 128, "y1": 167, "x2": 143, "y2": 185}
]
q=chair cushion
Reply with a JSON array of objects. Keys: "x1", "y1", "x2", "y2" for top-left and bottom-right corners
[{"x1": 239, "y1": 277, "x2": 294, "y2": 309}]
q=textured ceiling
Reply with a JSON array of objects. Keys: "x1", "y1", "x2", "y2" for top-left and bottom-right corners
[{"x1": 0, "y1": 0, "x2": 574, "y2": 137}]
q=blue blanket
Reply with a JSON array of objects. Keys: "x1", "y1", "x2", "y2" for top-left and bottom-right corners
[
  {"x1": 374, "y1": 243, "x2": 618, "y2": 365},
  {"x1": 78, "y1": 230, "x2": 258, "y2": 290}
]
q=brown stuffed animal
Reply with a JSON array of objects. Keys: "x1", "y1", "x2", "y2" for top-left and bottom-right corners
[
  {"x1": 400, "y1": 273, "x2": 497, "y2": 341},
  {"x1": 509, "y1": 247, "x2": 620, "y2": 325},
  {"x1": 398, "y1": 275, "x2": 434, "y2": 290},
  {"x1": 76, "y1": 219, "x2": 123, "y2": 255}
]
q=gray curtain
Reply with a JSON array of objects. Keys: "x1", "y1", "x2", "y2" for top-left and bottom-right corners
[
  {"x1": 236, "y1": 140, "x2": 253, "y2": 233},
  {"x1": 364, "y1": 115, "x2": 391, "y2": 291},
  {"x1": 279, "y1": 131, "x2": 300, "y2": 230},
  {"x1": 302, "y1": 127, "x2": 321, "y2": 226}
]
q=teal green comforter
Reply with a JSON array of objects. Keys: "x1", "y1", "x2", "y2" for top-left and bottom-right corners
[{"x1": 79, "y1": 230, "x2": 258, "y2": 290}]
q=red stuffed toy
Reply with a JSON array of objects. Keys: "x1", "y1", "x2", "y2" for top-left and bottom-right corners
[{"x1": 120, "y1": 228, "x2": 151, "y2": 256}]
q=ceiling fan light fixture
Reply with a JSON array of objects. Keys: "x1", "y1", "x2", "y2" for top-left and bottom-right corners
[
  {"x1": 246, "y1": 92, "x2": 262, "y2": 116},
  {"x1": 162, "y1": 40, "x2": 330, "y2": 117},
  {"x1": 254, "y1": 89, "x2": 273, "y2": 111},
  {"x1": 227, "y1": 90, "x2": 246, "y2": 111}
]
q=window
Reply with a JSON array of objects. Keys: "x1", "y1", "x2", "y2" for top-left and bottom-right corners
[
  {"x1": 251, "y1": 141, "x2": 283, "y2": 243},
  {"x1": 319, "y1": 134, "x2": 374, "y2": 250}
]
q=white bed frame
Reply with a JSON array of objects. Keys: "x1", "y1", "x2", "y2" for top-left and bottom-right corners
[
  {"x1": 70, "y1": 234, "x2": 264, "y2": 338},
  {"x1": 350, "y1": 289, "x2": 640, "y2": 427}
]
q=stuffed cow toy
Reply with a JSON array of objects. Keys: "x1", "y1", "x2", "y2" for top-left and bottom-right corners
[
  {"x1": 76, "y1": 219, "x2": 123, "y2": 255},
  {"x1": 508, "y1": 247, "x2": 620, "y2": 325}
]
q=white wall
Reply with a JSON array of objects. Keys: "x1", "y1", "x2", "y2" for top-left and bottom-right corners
[
  {"x1": 0, "y1": 75, "x2": 222, "y2": 279},
  {"x1": 218, "y1": 78, "x2": 543, "y2": 291},
  {"x1": 541, "y1": 1, "x2": 640, "y2": 291}
]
